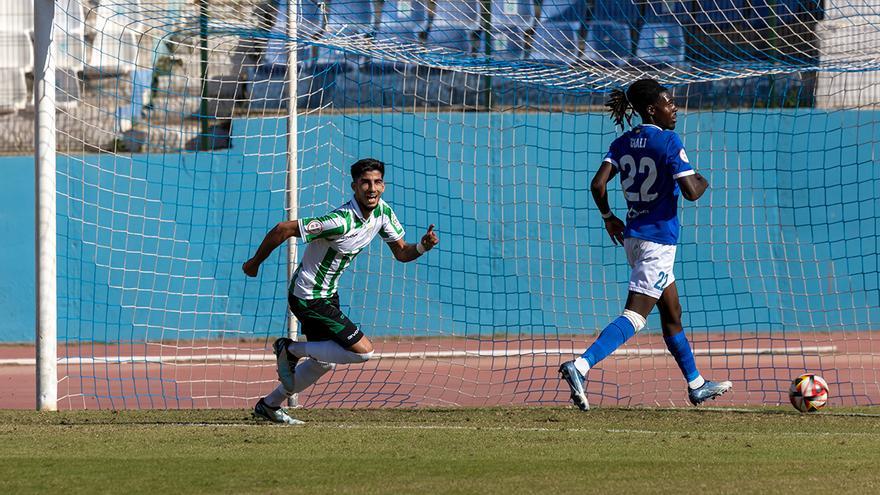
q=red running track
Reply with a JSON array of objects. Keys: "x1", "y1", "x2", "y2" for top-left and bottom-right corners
[{"x1": 2, "y1": 332, "x2": 878, "y2": 410}]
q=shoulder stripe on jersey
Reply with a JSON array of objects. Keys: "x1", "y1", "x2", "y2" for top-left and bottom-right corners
[
  {"x1": 673, "y1": 170, "x2": 695, "y2": 179},
  {"x1": 386, "y1": 207, "x2": 404, "y2": 235}
]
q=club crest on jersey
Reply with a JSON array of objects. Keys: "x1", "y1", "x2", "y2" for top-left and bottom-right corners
[
  {"x1": 306, "y1": 220, "x2": 323, "y2": 235},
  {"x1": 679, "y1": 148, "x2": 689, "y2": 163}
]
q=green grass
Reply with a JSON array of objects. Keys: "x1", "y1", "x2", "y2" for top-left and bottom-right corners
[{"x1": 2, "y1": 407, "x2": 880, "y2": 494}]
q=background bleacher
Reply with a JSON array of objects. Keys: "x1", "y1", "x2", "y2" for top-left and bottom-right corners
[{"x1": 0, "y1": 0, "x2": 833, "y2": 153}]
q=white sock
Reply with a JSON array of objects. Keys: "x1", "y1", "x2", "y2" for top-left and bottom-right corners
[
  {"x1": 263, "y1": 359, "x2": 336, "y2": 407},
  {"x1": 574, "y1": 357, "x2": 590, "y2": 377},
  {"x1": 290, "y1": 359, "x2": 334, "y2": 393},
  {"x1": 688, "y1": 375, "x2": 706, "y2": 390},
  {"x1": 264, "y1": 384, "x2": 292, "y2": 408},
  {"x1": 288, "y1": 340, "x2": 372, "y2": 364}
]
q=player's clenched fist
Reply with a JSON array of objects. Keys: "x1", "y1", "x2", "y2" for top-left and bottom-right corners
[{"x1": 420, "y1": 224, "x2": 439, "y2": 252}]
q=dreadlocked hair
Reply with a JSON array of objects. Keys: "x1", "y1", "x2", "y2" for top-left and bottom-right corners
[{"x1": 606, "y1": 79, "x2": 669, "y2": 129}]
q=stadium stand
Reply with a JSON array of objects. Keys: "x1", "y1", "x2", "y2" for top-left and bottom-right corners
[
  {"x1": 88, "y1": 1, "x2": 142, "y2": 75},
  {"x1": 424, "y1": 0, "x2": 482, "y2": 53},
  {"x1": 584, "y1": 19, "x2": 631, "y2": 63},
  {"x1": 635, "y1": 1, "x2": 686, "y2": 64},
  {"x1": 0, "y1": 3, "x2": 33, "y2": 112},
  {"x1": 488, "y1": 0, "x2": 537, "y2": 60}
]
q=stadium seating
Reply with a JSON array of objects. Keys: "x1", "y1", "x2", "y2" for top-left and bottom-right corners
[
  {"x1": 0, "y1": 30, "x2": 34, "y2": 71},
  {"x1": 492, "y1": 0, "x2": 536, "y2": 27},
  {"x1": 370, "y1": 0, "x2": 429, "y2": 70},
  {"x1": 429, "y1": 0, "x2": 482, "y2": 27},
  {"x1": 0, "y1": 68, "x2": 27, "y2": 113},
  {"x1": 636, "y1": 22, "x2": 685, "y2": 64},
  {"x1": 263, "y1": 0, "x2": 322, "y2": 70},
  {"x1": 0, "y1": 3, "x2": 32, "y2": 113},
  {"x1": 375, "y1": 0, "x2": 429, "y2": 42},
  {"x1": 486, "y1": 0, "x2": 537, "y2": 60},
  {"x1": 0, "y1": 2, "x2": 33, "y2": 35},
  {"x1": 56, "y1": 0, "x2": 86, "y2": 72},
  {"x1": 691, "y1": 0, "x2": 748, "y2": 28},
  {"x1": 488, "y1": 23, "x2": 530, "y2": 60},
  {"x1": 528, "y1": 21, "x2": 582, "y2": 65},
  {"x1": 88, "y1": 1, "x2": 142, "y2": 75},
  {"x1": 425, "y1": 0, "x2": 482, "y2": 53},
  {"x1": 641, "y1": 0, "x2": 688, "y2": 24},
  {"x1": 750, "y1": 0, "x2": 819, "y2": 27},
  {"x1": 309, "y1": 0, "x2": 378, "y2": 72},
  {"x1": 56, "y1": 68, "x2": 82, "y2": 109},
  {"x1": 256, "y1": 0, "x2": 366, "y2": 108},
  {"x1": 584, "y1": 20, "x2": 631, "y2": 63},
  {"x1": 538, "y1": 0, "x2": 587, "y2": 23}
]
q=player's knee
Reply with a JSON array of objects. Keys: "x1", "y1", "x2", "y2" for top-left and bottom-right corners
[
  {"x1": 622, "y1": 309, "x2": 647, "y2": 333},
  {"x1": 348, "y1": 336, "x2": 374, "y2": 354}
]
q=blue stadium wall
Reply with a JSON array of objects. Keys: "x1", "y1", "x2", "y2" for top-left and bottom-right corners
[{"x1": 1, "y1": 109, "x2": 877, "y2": 342}]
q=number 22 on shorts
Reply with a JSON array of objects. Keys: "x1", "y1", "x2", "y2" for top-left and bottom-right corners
[{"x1": 653, "y1": 271, "x2": 669, "y2": 291}]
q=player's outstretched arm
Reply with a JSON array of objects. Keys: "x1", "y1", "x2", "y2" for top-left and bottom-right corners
[
  {"x1": 242, "y1": 220, "x2": 301, "y2": 277},
  {"x1": 677, "y1": 172, "x2": 709, "y2": 201},
  {"x1": 591, "y1": 162, "x2": 625, "y2": 246},
  {"x1": 387, "y1": 224, "x2": 439, "y2": 262}
]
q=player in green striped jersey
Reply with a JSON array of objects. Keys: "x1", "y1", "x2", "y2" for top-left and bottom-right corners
[{"x1": 244, "y1": 158, "x2": 439, "y2": 424}]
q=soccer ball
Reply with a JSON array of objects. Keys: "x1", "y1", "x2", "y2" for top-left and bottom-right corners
[{"x1": 788, "y1": 374, "x2": 829, "y2": 413}]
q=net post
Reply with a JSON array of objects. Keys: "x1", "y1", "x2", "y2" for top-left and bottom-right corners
[
  {"x1": 286, "y1": 0, "x2": 300, "y2": 408},
  {"x1": 34, "y1": 0, "x2": 58, "y2": 411}
]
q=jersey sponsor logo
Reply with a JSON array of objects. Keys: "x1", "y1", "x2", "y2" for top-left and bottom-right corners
[
  {"x1": 627, "y1": 206, "x2": 650, "y2": 220},
  {"x1": 679, "y1": 148, "x2": 689, "y2": 163},
  {"x1": 306, "y1": 220, "x2": 323, "y2": 235}
]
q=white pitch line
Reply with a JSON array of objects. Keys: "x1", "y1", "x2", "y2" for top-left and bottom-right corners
[
  {"x1": 0, "y1": 346, "x2": 839, "y2": 366},
  {"x1": 35, "y1": 422, "x2": 880, "y2": 437}
]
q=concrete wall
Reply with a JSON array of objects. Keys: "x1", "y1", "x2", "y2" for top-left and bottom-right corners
[{"x1": 1, "y1": 110, "x2": 878, "y2": 343}]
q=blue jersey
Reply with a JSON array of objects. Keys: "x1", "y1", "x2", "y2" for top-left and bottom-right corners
[{"x1": 603, "y1": 124, "x2": 694, "y2": 245}]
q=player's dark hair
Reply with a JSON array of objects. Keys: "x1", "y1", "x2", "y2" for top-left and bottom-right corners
[
  {"x1": 350, "y1": 158, "x2": 385, "y2": 180},
  {"x1": 607, "y1": 79, "x2": 669, "y2": 129}
]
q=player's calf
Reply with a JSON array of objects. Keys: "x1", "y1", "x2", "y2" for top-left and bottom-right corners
[
  {"x1": 288, "y1": 340, "x2": 374, "y2": 364},
  {"x1": 273, "y1": 337, "x2": 299, "y2": 392}
]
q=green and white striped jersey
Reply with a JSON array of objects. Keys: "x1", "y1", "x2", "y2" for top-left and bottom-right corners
[{"x1": 289, "y1": 198, "x2": 405, "y2": 299}]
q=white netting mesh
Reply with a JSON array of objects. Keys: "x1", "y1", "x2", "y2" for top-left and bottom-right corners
[{"x1": 4, "y1": 0, "x2": 879, "y2": 408}]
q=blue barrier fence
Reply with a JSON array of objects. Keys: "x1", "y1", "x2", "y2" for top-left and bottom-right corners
[{"x1": 1, "y1": 109, "x2": 877, "y2": 342}]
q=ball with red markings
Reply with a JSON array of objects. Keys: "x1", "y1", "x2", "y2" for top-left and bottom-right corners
[{"x1": 788, "y1": 374, "x2": 829, "y2": 413}]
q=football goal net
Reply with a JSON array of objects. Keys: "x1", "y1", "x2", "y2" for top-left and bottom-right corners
[{"x1": 22, "y1": 0, "x2": 880, "y2": 409}]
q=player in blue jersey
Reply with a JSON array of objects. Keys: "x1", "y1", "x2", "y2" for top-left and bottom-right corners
[{"x1": 559, "y1": 79, "x2": 732, "y2": 410}]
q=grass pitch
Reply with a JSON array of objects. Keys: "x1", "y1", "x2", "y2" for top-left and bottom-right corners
[{"x1": 2, "y1": 407, "x2": 879, "y2": 494}]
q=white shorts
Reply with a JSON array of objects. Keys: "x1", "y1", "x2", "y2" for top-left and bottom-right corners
[{"x1": 624, "y1": 237, "x2": 677, "y2": 299}]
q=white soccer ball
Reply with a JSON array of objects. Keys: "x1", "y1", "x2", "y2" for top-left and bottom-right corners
[{"x1": 788, "y1": 373, "x2": 829, "y2": 413}]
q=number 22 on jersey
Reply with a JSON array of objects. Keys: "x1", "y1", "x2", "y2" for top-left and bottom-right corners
[{"x1": 619, "y1": 154, "x2": 658, "y2": 203}]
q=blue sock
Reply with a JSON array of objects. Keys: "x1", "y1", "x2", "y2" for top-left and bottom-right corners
[
  {"x1": 582, "y1": 316, "x2": 636, "y2": 368},
  {"x1": 664, "y1": 331, "x2": 700, "y2": 383}
]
